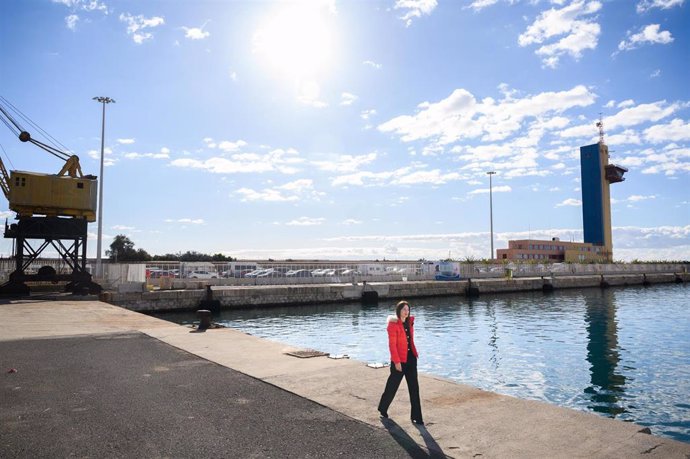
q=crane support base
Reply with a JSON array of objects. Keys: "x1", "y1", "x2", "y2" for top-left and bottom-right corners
[{"x1": 1, "y1": 216, "x2": 102, "y2": 296}]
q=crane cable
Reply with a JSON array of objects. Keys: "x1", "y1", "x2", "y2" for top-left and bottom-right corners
[
  {"x1": 0, "y1": 143, "x2": 16, "y2": 170},
  {"x1": 0, "y1": 97, "x2": 74, "y2": 155},
  {"x1": 0, "y1": 97, "x2": 73, "y2": 162}
]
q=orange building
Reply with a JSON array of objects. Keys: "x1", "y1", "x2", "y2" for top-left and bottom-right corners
[{"x1": 496, "y1": 238, "x2": 607, "y2": 263}]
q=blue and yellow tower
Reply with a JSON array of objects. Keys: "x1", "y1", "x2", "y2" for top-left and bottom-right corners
[{"x1": 579, "y1": 140, "x2": 627, "y2": 262}]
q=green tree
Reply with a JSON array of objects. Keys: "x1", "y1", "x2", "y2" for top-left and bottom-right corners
[{"x1": 106, "y1": 235, "x2": 151, "y2": 262}]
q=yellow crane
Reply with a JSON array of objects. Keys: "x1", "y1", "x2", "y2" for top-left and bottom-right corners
[{"x1": 0, "y1": 97, "x2": 101, "y2": 295}]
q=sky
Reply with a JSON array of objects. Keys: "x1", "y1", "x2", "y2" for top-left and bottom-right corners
[{"x1": 0, "y1": 0, "x2": 688, "y2": 262}]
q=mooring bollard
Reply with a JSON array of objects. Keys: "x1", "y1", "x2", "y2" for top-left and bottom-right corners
[
  {"x1": 600, "y1": 274, "x2": 610, "y2": 289},
  {"x1": 541, "y1": 276, "x2": 554, "y2": 293},
  {"x1": 197, "y1": 309, "x2": 212, "y2": 331},
  {"x1": 465, "y1": 278, "x2": 479, "y2": 297},
  {"x1": 361, "y1": 281, "x2": 379, "y2": 304},
  {"x1": 198, "y1": 285, "x2": 221, "y2": 313}
]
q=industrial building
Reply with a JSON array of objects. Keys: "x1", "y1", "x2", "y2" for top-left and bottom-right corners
[
  {"x1": 496, "y1": 123, "x2": 627, "y2": 263},
  {"x1": 496, "y1": 238, "x2": 606, "y2": 263}
]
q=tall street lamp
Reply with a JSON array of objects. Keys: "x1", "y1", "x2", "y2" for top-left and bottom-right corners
[
  {"x1": 487, "y1": 171, "x2": 496, "y2": 260},
  {"x1": 93, "y1": 96, "x2": 115, "y2": 278}
]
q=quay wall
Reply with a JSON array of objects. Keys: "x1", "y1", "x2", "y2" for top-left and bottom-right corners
[{"x1": 100, "y1": 272, "x2": 689, "y2": 313}]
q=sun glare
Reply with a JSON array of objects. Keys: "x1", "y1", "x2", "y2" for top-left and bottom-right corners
[{"x1": 253, "y1": 3, "x2": 335, "y2": 79}]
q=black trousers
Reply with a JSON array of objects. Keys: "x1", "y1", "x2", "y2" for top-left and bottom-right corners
[{"x1": 377, "y1": 353, "x2": 423, "y2": 422}]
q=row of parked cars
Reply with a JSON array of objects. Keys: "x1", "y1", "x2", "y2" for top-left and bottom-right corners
[
  {"x1": 147, "y1": 267, "x2": 364, "y2": 280},
  {"x1": 241, "y1": 267, "x2": 362, "y2": 278}
]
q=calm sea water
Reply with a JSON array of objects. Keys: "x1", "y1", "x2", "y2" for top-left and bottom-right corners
[{"x1": 153, "y1": 284, "x2": 690, "y2": 443}]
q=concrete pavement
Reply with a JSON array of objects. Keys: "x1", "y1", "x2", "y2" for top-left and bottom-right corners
[{"x1": 2, "y1": 299, "x2": 689, "y2": 458}]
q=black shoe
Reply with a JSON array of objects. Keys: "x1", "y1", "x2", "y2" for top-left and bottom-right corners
[
  {"x1": 378, "y1": 409, "x2": 388, "y2": 419},
  {"x1": 411, "y1": 419, "x2": 424, "y2": 426}
]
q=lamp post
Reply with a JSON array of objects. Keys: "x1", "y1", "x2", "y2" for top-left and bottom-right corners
[
  {"x1": 487, "y1": 171, "x2": 496, "y2": 260},
  {"x1": 93, "y1": 96, "x2": 115, "y2": 278}
]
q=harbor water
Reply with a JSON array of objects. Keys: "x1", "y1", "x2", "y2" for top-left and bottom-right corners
[{"x1": 153, "y1": 283, "x2": 690, "y2": 443}]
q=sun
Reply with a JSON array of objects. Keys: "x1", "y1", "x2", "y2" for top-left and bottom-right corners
[{"x1": 253, "y1": 2, "x2": 336, "y2": 80}]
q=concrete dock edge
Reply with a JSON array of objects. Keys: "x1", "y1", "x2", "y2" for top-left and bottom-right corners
[{"x1": 2, "y1": 300, "x2": 689, "y2": 458}]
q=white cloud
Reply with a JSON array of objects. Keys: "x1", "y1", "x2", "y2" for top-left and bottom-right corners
[
  {"x1": 171, "y1": 148, "x2": 303, "y2": 175},
  {"x1": 119, "y1": 13, "x2": 165, "y2": 44},
  {"x1": 313, "y1": 152, "x2": 377, "y2": 173},
  {"x1": 617, "y1": 144, "x2": 690, "y2": 176},
  {"x1": 363, "y1": 60, "x2": 382, "y2": 69},
  {"x1": 332, "y1": 165, "x2": 463, "y2": 187},
  {"x1": 379, "y1": 85, "x2": 595, "y2": 145},
  {"x1": 229, "y1": 71, "x2": 238, "y2": 81},
  {"x1": 394, "y1": 0, "x2": 438, "y2": 27},
  {"x1": 124, "y1": 149, "x2": 170, "y2": 159},
  {"x1": 165, "y1": 218, "x2": 205, "y2": 225},
  {"x1": 606, "y1": 129, "x2": 641, "y2": 145},
  {"x1": 360, "y1": 109, "x2": 377, "y2": 120},
  {"x1": 636, "y1": 0, "x2": 684, "y2": 13},
  {"x1": 112, "y1": 225, "x2": 135, "y2": 231},
  {"x1": 627, "y1": 194, "x2": 657, "y2": 202},
  {"x1": 618, "y1": 99, "x2": 635, "y2": 108},
  {"x1": 468, "y1": 185, "x2": 512, "y2": 195},
  {"x1": 52, "y1": 0, "x2": 108, "y2": 13},
  {"x1": 618, "y1": 24, "x2": 673, "y2": 51},
  {"x1": 182, "y1": 24, "x2": 210, "y2": 40},
  {"x1": 518, "y1": 0, "x2": 602, "y2": 68},
  {"x1": 469, "y1": 0, "x2": 500, "y2": 11},
  {"x1": 117, "y1": 138, "x2": 135, "y2": 144},
  {"x1": 278, "y1": 178, "x2": 315, "y2": 193},
  {"x1": 608, "y1": 101, "x2": 680, "y2": 128},
  {"x1": 236, "y1": 179, "x2": 323, "y2": 202},
  {"x1": 217, "y1": 140, "x2": 248, "y2": 152},
  {"x1": 341, "y1": 219, "x2": 363, "y2": 225},
  {"x1": 556, "y1": 198, "x2": 582, "y2": 207},
  {"x1": 236, "y1": 188, "x2": 298, "y2": 202},
  {"x1": 650, "y1": 69, "x2": 661, "y2": 78},
  {"x1": 284, "y1": 217, "x2": 325, "y2": 226},
  {"x1": 644, "y1": 119, "x2": 690, "y2": 143},
  {"x1": 560, "y1": 100, "x2": 681, "y2": 139},
  {"x1": 340, "y1": 92, "x2": 358, "y2": 106},
  {"x1": 65, "y1": 14, "x2": 79, "y2": 30},
  {"x1": 87, "y1": 147, "x2": 116, "y2": 166}
]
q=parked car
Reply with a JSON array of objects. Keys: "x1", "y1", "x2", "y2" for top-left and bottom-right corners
[
  {"x1": 151, "y1": 269, "x2": 177, "y2": 278},
  {"x1": 286, "y1": 269, "x2": 312, "y2": 277},
  {"x1": 256, "y1": 269, "x2": 286, "y2": 278},
  {"x1": 245, "y1": 269, "x2": 268, "y2": 278},
  {"x1": 236, "y1": 269, "x2": 256, "y2": 278},
  {"x1": 146, "y1": 268, "x2": 163, "y2": 278},
  {"x1": 187, "y1": 270, "x2": 218, "y2": 279}
]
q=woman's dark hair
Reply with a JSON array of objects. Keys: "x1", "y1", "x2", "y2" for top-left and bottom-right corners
[{"x1": 395, "y1": 301, "x2": 410, "y2": 322}]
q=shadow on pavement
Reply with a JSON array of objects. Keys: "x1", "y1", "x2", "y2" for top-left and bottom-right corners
[
  {"x1": 380, "y1": 417, "x2": 447, "y2": 458},
  {"x1": 414, "y1": 423, "x2": 446, "y2": 457}
]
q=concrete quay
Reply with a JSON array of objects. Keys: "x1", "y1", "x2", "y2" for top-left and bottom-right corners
[
  {"x1": 2, "y1": 299, "x2": 690, "y2": 458},
  {"x1": 102, "y1": 272, "x2": 690, "y2": 312}
]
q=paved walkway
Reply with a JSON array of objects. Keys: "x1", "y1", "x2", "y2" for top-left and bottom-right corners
[{"x1": 2, "y1": 299, "x2": 690, "y2": 458}]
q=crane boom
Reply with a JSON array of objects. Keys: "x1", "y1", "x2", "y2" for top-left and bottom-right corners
[
  {"x1": 0, "y1": 156, "x2": 9, "y2": 199},
  {"x1": 0, "y1": 98, "x2": 97, "y2": 221}
]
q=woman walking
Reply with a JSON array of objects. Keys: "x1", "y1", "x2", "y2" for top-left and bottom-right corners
[{"x1": 377, "y1": 300, "x2": 424, "y2": 425}]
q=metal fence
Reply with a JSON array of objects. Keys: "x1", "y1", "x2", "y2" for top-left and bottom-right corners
[{"x1": 0, "y1": 258, "x2": 686, "y2": 289}]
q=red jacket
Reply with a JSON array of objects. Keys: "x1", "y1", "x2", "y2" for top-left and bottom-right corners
[{"x1": 387, "y1": 315, "x2": 418, "y2": 364}]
